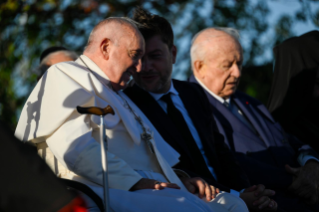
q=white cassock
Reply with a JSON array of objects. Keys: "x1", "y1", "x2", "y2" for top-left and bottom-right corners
[{"x1": 15, "y1": 55, "x2": 248, "y2": 212}]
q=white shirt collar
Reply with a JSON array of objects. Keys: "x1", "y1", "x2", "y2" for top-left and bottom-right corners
[
  {"x1": 194, "y1": 76, "x2": 230, "y2": 104},
  {"x1": 148, "y1": 80, "x2": 178, "y2": 101}
]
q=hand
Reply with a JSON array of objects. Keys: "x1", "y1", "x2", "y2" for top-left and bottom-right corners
[
  {"x1": 286, "y1": 161, "x2": 319, "y2": 204},
  {"x1": 181, "y1": 177, "x2": 220, "y2": 201},
  {"x1": 130, "y1": 178, "x2": 180, "y2": 191},
  {"x1": 240, "y1": 184, "x2": 277, "y2": 211}
]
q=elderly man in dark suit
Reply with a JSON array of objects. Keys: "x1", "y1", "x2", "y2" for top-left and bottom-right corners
[
  {"x1": 124, "y1": 7, "x2": 278, "y2": 211},
  {"x1": 189, "y1": 27, "x2": 319, "y2": 211}
]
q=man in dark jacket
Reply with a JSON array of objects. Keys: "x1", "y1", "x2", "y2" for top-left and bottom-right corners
[{"x1": 189, "y1": 26, "x2": 319, "y2": 211}]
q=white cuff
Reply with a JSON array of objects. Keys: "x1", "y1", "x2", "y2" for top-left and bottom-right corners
[
  {"x1": 230, "y1": 189, "x2": 240, "y2": 197},
  {"x1": 298, "y1": 153, "x2": 319, "y2": 166}
]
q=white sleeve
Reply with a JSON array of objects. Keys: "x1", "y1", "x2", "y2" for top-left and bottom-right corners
[
  {"x1": 298, "y1": 152, "x2": 319, "y2": 166},
  {"x1": 15, "y1": 65, "x2": 142, "y2": 191},
  {"x1": 230, "y1": 189, "x2": 241, "y2": 197},
  {"x1": 46, "y1": 110, "x2": 142, "y2": 191}
]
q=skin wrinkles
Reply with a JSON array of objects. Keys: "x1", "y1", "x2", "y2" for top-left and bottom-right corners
[
  {"x1": 84, "y1": 19, "x2": 145, "y2": 91},
  {"x1": 108, "y1": 27, "x2": 144, "y2": 90},
  {"x1": 193, "y1": 30, "x2": 243, "y2": 99},
  {"x1": 132, "y1": 35, "x2": 176, "y2": 94}
]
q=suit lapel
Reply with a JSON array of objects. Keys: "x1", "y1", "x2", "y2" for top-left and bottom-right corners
[
  {"x1": 174, "y1": 81, "x2": 204, "y2": 131},
  {"x1": 190, "y1": 75, "x2": 273, "y2": 149},
  {"x1": 174, "y1": 81, "x2": 221, "y2": 171},
  {"x1": 233, "y1": 94, "x2": 273, "y2": 147},
  {"x1": 174, "y1": 80, "x2": 213, "y2": 149},
  {"x1": 190, "y1": 76, "x2": 263, "y2": 145},
  {"x1": 189, "y1": 76, "x2": 246, "y2": 135},
  {"x1": 124, "y1": 85, "x2": 196, "y2": 161},
  {"x1": 209, "y1": 94, "x2": 257, "y2": 138}
]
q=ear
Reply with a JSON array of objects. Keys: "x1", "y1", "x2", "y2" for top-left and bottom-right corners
[
  {"x1": 100, "y1": 38, "x2": 111, "y2": 60},
  {"x1": 171, "y1": 45, "x2": 177, "y2": 64},
  {"x1": 193, "y1": 60, "x2": 205, "y2": 79}
]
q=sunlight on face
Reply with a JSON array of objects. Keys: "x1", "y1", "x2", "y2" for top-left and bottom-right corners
[{"x1": 109, "y1": 29, "x2": 145, "y2": 91}]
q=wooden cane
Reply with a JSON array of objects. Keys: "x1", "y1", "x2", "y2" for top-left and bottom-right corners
[{"x1": 77, "y1": 105, "x2": 115, "y2": 212}]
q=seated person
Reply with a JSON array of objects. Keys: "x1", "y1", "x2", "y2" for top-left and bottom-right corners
[
  {"x1": 189, "y1": 27, "x2": 319, "y2": 211},
  {"x1": 267, "y1": 30, "x2": 319, "y2": 152},
  {"x1": 15, "y1": 17, "x2": 250, "y2": 212},
  {"x1": 37, "y1": 46, "x2": 78, "y2": 81},
  {"x1": 125, "y1": 7, "x2": 277, "y2": 211},
  {"x1": 0, "y1": 120, "x2": 87, "y2": 212}
]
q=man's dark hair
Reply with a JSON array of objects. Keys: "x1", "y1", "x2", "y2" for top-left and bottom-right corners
[{"x1": 132, "y1": 7, "x2": 174, "y2": 48}]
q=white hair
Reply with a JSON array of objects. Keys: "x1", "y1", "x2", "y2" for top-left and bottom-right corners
[{"x1": 190, "y1": 27, "x2": 240, "y2": 70}]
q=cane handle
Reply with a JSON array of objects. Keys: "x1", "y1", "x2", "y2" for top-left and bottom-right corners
[{"x1": 77, "y1": 105, "x2": 115, "y2": 116}]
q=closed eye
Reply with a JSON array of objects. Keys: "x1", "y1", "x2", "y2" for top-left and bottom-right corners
[
  {"x1": 129, "y1": 51, "x2": 138, "y2": 58},
  {"x1": 222, "y1": 63, "x2": 232, "y2": 69},
  {"x1": 129, "y1": 50, "x2": 143, "y2": 60}
]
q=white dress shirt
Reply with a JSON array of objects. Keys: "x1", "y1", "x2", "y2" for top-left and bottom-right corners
[{"x1": 148, "y1": 80, "x2": 241, "y2": 196}]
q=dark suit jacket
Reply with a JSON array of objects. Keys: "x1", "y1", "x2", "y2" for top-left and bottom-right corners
[
  {"x1": 189, "y1": 75, "x2": 319, "y2": 189},
  {"x1": 124, "y1": 80, "x2": 250, "y2": 192}
]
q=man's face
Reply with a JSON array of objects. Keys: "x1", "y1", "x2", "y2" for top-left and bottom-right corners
[
  {"x1": 109, "y1": 29, "x2": 145, "y2": 91},
  {"x1": 197, "y1": 35, "x2": 243, "y2": 99},
  {"x1": 132, "y1": 35, "x2": 176, "y2": 93}
]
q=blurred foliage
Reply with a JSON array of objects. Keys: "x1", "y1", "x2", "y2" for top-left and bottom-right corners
[
  {"x1": 0, "y1": 0, "x2": 319, "y2": 130},
  {"x1": 238, "y1": 63, "x2": 273, "y2": 104}
]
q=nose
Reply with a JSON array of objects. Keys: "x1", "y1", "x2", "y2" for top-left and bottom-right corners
[
  {"x1": 141, "y1": 57, "x2": 151, "y2": 72},
  {"x1": 135, "y1": 58, "x2": 143, "y2": 73},
  {"x1": 231, "y1": 64, "x2": 241, "y2": 79}
]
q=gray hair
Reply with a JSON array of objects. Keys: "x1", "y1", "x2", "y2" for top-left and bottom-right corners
[
  {"x1": 40, "y1": 50, "x2": 78, "y2": 65},
  {"x1": 190, "y1": 27, "x2": 240, "y2": 70},
  {"x1": 38, "y1": 50, "x2": 78, "y2": 80}
]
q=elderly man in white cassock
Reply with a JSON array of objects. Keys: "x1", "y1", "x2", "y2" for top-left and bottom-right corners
[{"x1": 15, "y1": 18, "x2": 248, "y2": 212}]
